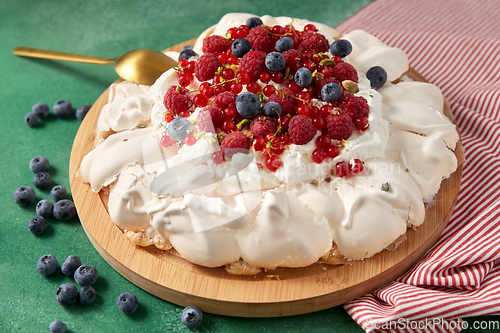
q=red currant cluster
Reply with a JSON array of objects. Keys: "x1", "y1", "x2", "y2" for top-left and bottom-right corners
[{"x1": 161, "y1": 20, "x2": 371, "y2": 177}]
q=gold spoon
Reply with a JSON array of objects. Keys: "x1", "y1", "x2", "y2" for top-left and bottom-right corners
[{"x1": 13, "y1": 47, "x2": 178, "y2": 85}]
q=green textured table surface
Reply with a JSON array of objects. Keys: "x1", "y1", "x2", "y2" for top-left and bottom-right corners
[{"x1": 0, "y1": 1, "x2": 496, "y2": 332}]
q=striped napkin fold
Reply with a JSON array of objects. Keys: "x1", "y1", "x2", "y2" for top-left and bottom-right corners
[{"x1": 335, "y1": 0, "x2": 500, "y2": 332}]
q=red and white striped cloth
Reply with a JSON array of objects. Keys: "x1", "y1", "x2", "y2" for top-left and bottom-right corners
[{"x1": 336, "y1": 0, "x2": 500, "y2": 332}]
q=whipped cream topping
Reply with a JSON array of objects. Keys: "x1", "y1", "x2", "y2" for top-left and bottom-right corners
[{"x1": 78, "y1": 14, "x2": 459, "y2": 269}]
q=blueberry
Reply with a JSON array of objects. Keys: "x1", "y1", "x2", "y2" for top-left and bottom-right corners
[
  {"x1": 265, "y1": 52, "x2": 285, "y2": 71},
  {"x1": 178, "y1": 48, "x2": 197, "y2": 61},
  {"x1": 167, "y1": 117, "x2": 193, "y2": 142},
  {"x1": 231, "y1": 38, "x2": 251, "y2": 58},
  {"x1": 29, "y1": 156, "x2": 50, "y2": 173},
  {"x1": 276, "y1": 36, "x2": 294, "y2": 52},
  {"x1": 181, "y1": 306, "x2": 203, "y2": 329},
  {"x1": 36, "y1": 199, "x2": 53, "y2": 218},
  {"x1": 263, "y1": 102, "x2": 282, "y2": 118},
  {"x1": 116, "y1": 292, "x2": 138, "y2": 315},
  {"x1": 330, "y1": 39, "x2": 352, "y2": 58},
  {"x1": 52, "y1": 99, "x2": 72, "y2": 118},
  {"x1": 32, "y1": 102, "x2": 50, "y2": 118},
  {"x1": 236, "y1": 92, "x2": 261, "y2": 118},
  {"x1": 56, "y1": 283, "x2": 78, "y2": 306},
  {"x1": 76, "y1": 104, "x2": 91, "y2": 120},
  {"x1": 294, "y1": 67, "x2": 313, "y2": 87},
  {"x1": 49, "y1": 320, "x2": 67, "y2": 333},
  {"x1": 181, "y1": 45, "x2": 194, "y2": 51},
  {"x1": 28, "y1": 216, "x2": 47, "y2": 235},
  {"x1": 74, "y1": 264, "x2": 98, "y2": 286},
  {"x1": 366, "y1": 66, "x2": 388, "y2": 88},
  {"x1": 13, "y1": 186, "x2": 36, "y2": 206},
  {"x1": 53, "y1": 199, "x2": 76, "y2": 221},
  {"x1": 321, "y1": 82, "x2": 343, "y2": 102},
  {"x1": 245, "y1": 17, "x2": 263, "y2": 29},
  {"x1": 33, "y1": 171, "x2": 52, "y2": 190},
  {"x1": 61, "y1": 255, "x2": 81, "y2": 276},
  {"x1": 25, "y1": 112, "x2": 39, "y2": 127},
  {"x1": 79, "y1": 285, "x2": 96, "y2": 305},
  {"x1": 36, "y1": 254, "x2": 58, "y2": 276},
  {"x1": 50, "y1": 185, "x2": 67, "y2": 201}
]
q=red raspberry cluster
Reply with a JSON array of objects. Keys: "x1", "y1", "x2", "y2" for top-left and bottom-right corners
[{"x1": 161, "y1": 19, "x2": 371, "y2": 177}]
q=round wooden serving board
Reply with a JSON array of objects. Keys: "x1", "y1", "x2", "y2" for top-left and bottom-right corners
[{"x1": 69, "y1": 39, "x2": 463, "y2": 317}]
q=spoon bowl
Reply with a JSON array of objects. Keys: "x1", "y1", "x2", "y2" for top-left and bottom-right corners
[{"x1": 13, "y1": 47, "x2": 178, "y2": 85}]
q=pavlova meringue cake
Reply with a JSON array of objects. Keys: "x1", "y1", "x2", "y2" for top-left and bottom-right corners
[{"x1": 79, "y1": 13, "x2": 462, "y2": 275}]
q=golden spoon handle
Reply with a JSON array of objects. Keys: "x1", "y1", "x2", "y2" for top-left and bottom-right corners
[{"x1": 13, "y1": 47, "x2": 114, "y2": 65}]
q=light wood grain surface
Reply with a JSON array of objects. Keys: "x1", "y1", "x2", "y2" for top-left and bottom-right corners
[{"x1": 69, "y1": 40, "x2": 463, "y2": 317}]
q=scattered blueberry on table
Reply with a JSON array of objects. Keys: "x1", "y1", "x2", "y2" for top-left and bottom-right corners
[
  {"x1": 13, "y1": 186, "x2": 36, "y2": 206},
  {"x1": 75, "y1": 104, "x2": 91, "y2": 120},
  {"x1": 35, "y1": 199, "x2": 53, "y2": 218},
  {"x1": 36, "y1": 254, "x2": 58, "y2": 276},
  {"x1": 61, "y1": 255, "x2": 82, "y2": 276},
  {"x1": 116, "y1": 292, "x2": 138, "y2": 315},
  {"x1": 32, "y1": 171, "x2": 52, "y2": 190},
  {"x1": 24, "y1": 112, "x2": 39, "y2": 127},
  {"x1": 74, "y1": 264, "x2": 98, "y2": 286},
  {"x1": 49, "y1": 320, "x2": 67, "y2": 333},
  {"x1": 53, "y1": 199, "x2": 76, "y2": 221},
  {"x1": 27, "y1": 216, "x2": 47, "y2": 235},
  {"x1": 181, "y1": 306, "x2": 203, "y2": 329},
  {"x1": 52, "y1": 99, "x2": 72, "y2": 118},
  {"x1": 79, "y1": 285, "x2": 97, "y2": 305},
  {"x1": 56, "y1": 283, "x2": 79, "y2": 306},
  {"x1": 50, "y1": 185, "x2": 67, "y2": 201},
  {"x1": 32, "y1": 102, "x2": 50, "y2": 118},
  {"x1": 29, "y1": 156, "x2": 50, "y2": 173}
]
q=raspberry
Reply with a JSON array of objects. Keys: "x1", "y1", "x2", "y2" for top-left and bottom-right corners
[
  {"x1": 313, "y1": 77, "x2": 337, "y2": 100},
  {"x1": 267, "y1": 88, "x2": 296, "y2": 115},
  {"x1": 282, "y1": 49, "x2": 303, "y2": 74},
  {"x1": 163, "y1": 85, "x2": 192, "y2": 115},
  {"x1": 220, "y1": 131, "x2": 250, "y2": 158},
  {"x1": 238, "y1": 50, "x2": 267, "y2": 81},
  {"x1": 288, "y1": 115, "x2": 317, "y2": 145},
  {"x1": 332, "y1": 62, "x2": 358, "y2": 83},
  {"x1": 250, "y1": 116, "x2": 276, "y2": 137},
  {"x1": 214, "y1": 91, "x2": 237, "y2": 109},
  {"x1": 195, "y1": 54, "x2": 222, "y2": 82},
  {"x1": 197, "y1": 106, "x2": 224, "y2": 133},
  {"x1": 324, "y1": 111, "x2": 353, "y2": 140},
  {"x1": 202, "y1": 35, "x2": 230, "y2": 55},
  {"x1": 340, "y1": 93, "x2": 369, "y2": 119},
  {"x1": 246, "y1": 25, "x2": 275, "y2": 53},
  {"x1": 298, "y1": 32, "x2": 329, "y2": 53}
]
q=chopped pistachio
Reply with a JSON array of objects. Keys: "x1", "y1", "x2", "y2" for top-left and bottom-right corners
[
  {"x1": 381, "y1": 182, "x2": 390, "y2": 192},
  {"x1": 342, "y1": 80, "x2": 359, "y2": 94}
]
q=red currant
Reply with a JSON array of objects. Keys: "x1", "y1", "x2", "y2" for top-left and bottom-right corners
[
  {"x1": 246, "y1": 81, "x2": 260, "y2": 94},
  {"x1": 193, "y1": 94, "x2": 208, "y2": 107},
  {"x1": 279, "y1": 115, "x2": 290, "y2": 131},
  {"x1": 259, "y1": 71, "x2": 272, "y2": 83},
  {"x1": 218, "y1": 53, "x2": 229, "y2": 64},
  {"x1": 252, "y1": 137, "x2": 266, "y2": 151},
  {"x1": 179, "y1": 110, "x2": 190, "y2": 118},
  {"x1": 184, "y1": 135, "x2": 197, "y2": 146},
  {"x1": 230, "y1": 82, "x2": 243, "y2": 94},
  {"x1": 211, "y1": 151, "x2": 225, "y2": 164},
  {"x1": 354, "y1": 117, "x2": 370, "y2": 131},
  {"x1": 309, "y1": 106, "x2": 320, "y2": 118},
  {"x1": 178, "y1": 73, "x2": 193, "y2": 87},
  {"x1": 164, "y1": 113, "x2": 174, "y2": 123},
  {"x1": 296, "y1": 104, "x2": 310, "y2": 116},
  {"x1": 222, "y1": 120, "x2": 237, "y2": 133},
  {"x1": 223, "y1": 106, "x2": 237, "y2": 120},
  {"x1": 271, "y1": 71, "x2": 284, "y2": 84},
  {"x1": 303, "y1": 24, "x2": 317, "y2": 32},
  {"x1": 326, "y1": 146, "x2": 340, "y2": 158},
  {"x1": 335, "y1": 161, "x2": 349, "y2": 177},
  {"x1": 315, "y1": 135, "x2": 331, "y2": 149},
  {"x1": 265, "y1": 155, "x2": 282, "y2": 172},
  {"x1": 349, "y1": 158, "x2": 364, "y2": 174},
  {"x1": 222, "y1": 68, "x2": 235, "y2": 80},
  {"x1": 227, "y1": 55, "x2": 239, "y2": 66},
  {"x1": 178, "y1": 58, "x2": 189, "y2": 68},
  {"x1": 312, "y1": 148, "x2": 327, "y2": 164},
  {"x1": 287, "y1": 81, "x2": 302, "y2": 94},
  {"x1": 160, "y1": 135, "x2": 174, "y2": 147},
  {"x1": 312, "y1": 117, "x2": 325, "y2": 130},
  {"x1": 263, "y1": 85, "x2": 276, "y2": 97}
]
